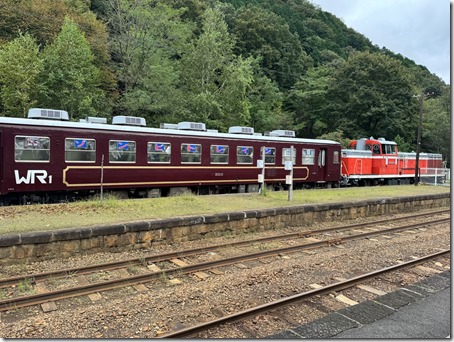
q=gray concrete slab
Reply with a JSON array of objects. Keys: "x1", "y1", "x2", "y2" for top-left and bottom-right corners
[
  {"x1": 374, "y1": 289, "x2": 420, "y2": 309},
  {"x1": 265, "y1": 271, "x2": 450, "y2": 339},
  {"x1": 336, "y1": 300, "x2": 396, "y2": 325},
  {"x1": 334, "y1": 287, "x2": 451, "y2": 338},
  {"x1": 291, "y1": 312, "x2": 359, "y2": 338}
]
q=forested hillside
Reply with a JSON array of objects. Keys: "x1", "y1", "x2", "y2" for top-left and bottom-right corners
[{"x1": 0, "y1": 0, "x2": 450, "y2": 164}]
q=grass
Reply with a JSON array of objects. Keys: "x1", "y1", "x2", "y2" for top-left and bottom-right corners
[{"x1": 0, "y1": 185, "x2": 449, "y2": 236}]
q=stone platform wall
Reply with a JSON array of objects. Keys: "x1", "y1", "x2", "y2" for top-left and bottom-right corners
[{"x1": 0, "y1": 193, "x2": 449, "y2": 265}]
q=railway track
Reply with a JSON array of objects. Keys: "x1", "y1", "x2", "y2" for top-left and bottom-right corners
[
  {"x1": 160, "y1": 250, "x2": 450, "y2": 338},
  {"x1": 0, "y1": 209, "x2": 449, "y2": 313},
  {"x1": 0, "y1": 209, "x2": 448, "y2": 288}
]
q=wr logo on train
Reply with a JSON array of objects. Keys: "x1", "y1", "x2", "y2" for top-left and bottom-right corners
[{"x1": 14, "y1": 170, "x2": 53, "y2": 184}]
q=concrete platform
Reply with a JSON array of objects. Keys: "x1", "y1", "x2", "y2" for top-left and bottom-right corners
[{"x1": 266, "y1": 270, "x2": 450, "y2": 339}]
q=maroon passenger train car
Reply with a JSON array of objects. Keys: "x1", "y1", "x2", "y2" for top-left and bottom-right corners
[{"x1": 0, "y1": 108, "x2": 341, "y2": 204}]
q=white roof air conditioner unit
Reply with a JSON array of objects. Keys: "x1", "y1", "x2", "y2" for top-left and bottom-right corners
[
  {"x1": 28, "y1": 108, "x2": 69, "y2": 121},
  {"x1": 228, "y1": 126, "x2": 254, "y2": 135},
  {"x1": 112, "y1": 116, "x2": 146, "y2": 127},
  {"x1": 269, "y1": 130, "x2": 296, "y2": 137},
  {"x1": 79, "y1": 117, "x2": 107, "y2": 124},
  {"x1": 160, "y1": 123, "x2": 179, "y2": 130},
  {"x1": 178, "y1": 122, "x2": 206, "y2": 131}
]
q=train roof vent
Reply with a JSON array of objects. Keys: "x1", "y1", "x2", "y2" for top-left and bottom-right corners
[
  {"x1": 28, "y1": 108, "x2": 69, "y2": 121},
  {"x1": 268, "y1": 130, "x2": 295, "y2": 138},
  {"x1": 177, "y1": 122, "x2": 206, "y2": 131},
  {"x1": 378, "y1": 137, "x2": 386, "y2": 141},
  {"x1": 79, "y1": 117, "x2": 107, "y2": 124},
  {"x1": 207, "y1": 129, "x2": 219, "y2": 133},
  {"x1": 160, "y1": 123, "x2": 179, "y2": 130},
  {"x1": 228, "y1": 126, "x2": 254, "y2": 135},
  {"x1": 112, "y1": 116, "x2": 146, "y2": 127}
]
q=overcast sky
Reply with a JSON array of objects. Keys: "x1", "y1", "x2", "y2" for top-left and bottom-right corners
[{"x1": 309, "y1": 0, "x2": 450, "y2": 84}]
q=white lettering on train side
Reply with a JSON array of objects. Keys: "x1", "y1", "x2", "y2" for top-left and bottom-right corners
[{"x1": 14, "y1": 170, "x2": 52, "y2": 185}]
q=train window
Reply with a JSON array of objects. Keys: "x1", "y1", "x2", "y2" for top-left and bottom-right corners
[
  {"x1": 383, "y1": 144, "x2": 396, "y2": 154},
  {"x1": 148, "y1": 142, "x2": 171, "y2": 163},
  {"x1": 318, "y1": 149, "x2": 326, "y2": 167},
  {"x1": 237, "y1": 146, "x2": 253, "y2": 164},
  {"x1": 210, "y1": 145, "x2": 229, "y2": 164},
  {"x1": 372, "y1": 144, "x2": 381, "y2": 154},
  {"x1": 109, "y1": 140, "x2": 136, "y2": 163},
  {"x1": 65, "y1": 138, "x2": 96, "y2": 162},
  {"x1": 260, "y1": 147, "x2": 276, "y2": 164},
  {"x1": 302, "y1": 149, "x2": 315, "y2": 165},
  {"x1": 15, "y1": 136, "x2": 50, "y2": 162},
  {"x1": 282, "y1": 147, "x2": 296, "y2": 165},
  {"x1": 181, "y1": 143, "x2": 201, "y2": 163},
  {"x1": 333, "y1": 151, "x2": 340, "y2": 164}
]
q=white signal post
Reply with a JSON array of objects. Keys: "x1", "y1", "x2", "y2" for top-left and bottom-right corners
[
  {"x1": 100, "y1": 154, "x2": 104, "y2": 200},
  {"x1": 286, "y1": 145, "x2": 294, "y2": 201},
  {"x1": 258, "y1": 147, "x2": 266, "y2": 193}
]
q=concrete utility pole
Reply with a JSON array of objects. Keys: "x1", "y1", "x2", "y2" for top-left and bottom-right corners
[{"x1": 413, "y1": 91, "x2": 434, "y2": 186}]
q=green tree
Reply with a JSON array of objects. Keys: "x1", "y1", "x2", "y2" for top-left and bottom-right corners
[
  {"x1": 286, "y1": 65, "x2": 337, "y2": 138},
  {"x1": 247, "y1": 62, "x2": 290, "y2": 133},
  {"x1": 317, "y1": 130, "x2": 350, "y2": 148},
  {"x1": 326, "y1": 51, "x2": 417, "y2": 142},
  {"x1": 0, "y1": 0, "x2": 68, "y2": 46},
  {"x1": 421, "y1": 86, "x2": 451, "y2": 166},
  {"x1": 106, "y1": 0, "x2": 193, "y2": 122},
  {"x1": 180, "y1": 6, "x2": 254, "y2": 130},
  {"x1": 0, "y1": 32, "x2": 43, "y2": 117},
  {"x1": 227, "y1": 5, "x2": 311, "y2": 90},
  {"x1": 40, "y1": 17, "x2": 105, "y2": 119},
  {"x1": 0, "y1": 0, "x2": 111, "y2": 75}
]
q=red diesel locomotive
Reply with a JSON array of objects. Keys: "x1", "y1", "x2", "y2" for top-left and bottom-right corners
[
  {"x1": 340, "y1": 137, "x2": 444, "y2": 186},
  {"x1": 0, "y1": 108, "x2": 342, "y2": 204}
]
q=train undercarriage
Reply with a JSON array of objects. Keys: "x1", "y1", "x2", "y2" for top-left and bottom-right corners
[{"x1": 0, "y1": 180, "x2": 346, "y2": 206}]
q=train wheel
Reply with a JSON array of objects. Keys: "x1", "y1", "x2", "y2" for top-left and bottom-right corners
[
  {"x1": 169, "y1": 187, "x2": 192, "y2": 196},
  {"x1": 147, "y1": 188, "x2": 162, "y2": 198}
]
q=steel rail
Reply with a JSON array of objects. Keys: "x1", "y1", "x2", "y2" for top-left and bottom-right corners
[
  {"x1": 0, "y1": 209, "x2": 448, "y2": 288},
  {"x1": 0, "y1": 217, "x2": 448, "y2": 312},
  {"x1": 160, "y1": 249, "x2": 450, "y2": 338}
]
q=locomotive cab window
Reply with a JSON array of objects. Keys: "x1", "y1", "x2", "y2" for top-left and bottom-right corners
[
  {"x1": 261, "y1": 147, "x2": 276, "y2": 164},
  {"x1": 181, "y1": 143, "x2": 201, "y2": 163},
  {"x1": 237, "y1": 146, "x2": 253, "y2": 164},
  {"x1": 148, "y1": 142, "x2": 171, "y2": 163},
  {"x1": 383, "y1": 144, "x2": 396, "y2": 154},
  {"x1": 210, "y1": 145, "x2": 229, "y2": 164},
  {"x1": 65, "y1": 138, "x2": 96, "y2": 162},
  {"x1": 109, "y1": 140, "x2": 136, "y2": 163},
  {"x1": 302, "y1": 148, "x2": 315, "y2": 165},
  {"x1": 15, "y1": 136, "x2": 50, "y2": 162},
  {"x1": 372, "y1": 144, "x2": 381, "y2": 154}
]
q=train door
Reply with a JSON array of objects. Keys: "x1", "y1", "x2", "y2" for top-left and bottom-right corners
[{"x1": 318, "y1": 148, "x2": 327, "y2": 181}]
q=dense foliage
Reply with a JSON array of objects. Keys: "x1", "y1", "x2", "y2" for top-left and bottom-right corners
[{"x1": 0, "y1": 0, "x2": 450, "y2": 165}]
